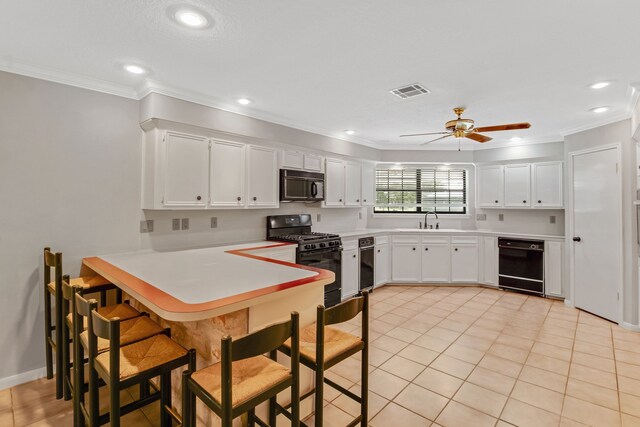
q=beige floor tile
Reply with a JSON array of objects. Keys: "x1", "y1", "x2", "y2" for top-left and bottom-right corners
[
  {"x1": 369, "y1": 402, "x2": 430, "y2": 427},
  {"x1": 394, "y1": 383, "x2": 448, "y2": 421},
  {"x1": 400, "y1": 319, "x2": 437, "y2": 334},
  {"x1": 368, "y1": 346, "x2": 394, "y2": 367},
  {"x1": 370, "y1": 319, "x2": 395, "y2": 335},
  {"x1": 467, "y1": 366, "x2": 516, "y2": 396},
  {"x1": 560, "y1": 417, "x2": 589, "y2": 426},
  {"x1": 443, "y1": 343, "x2": 485, "y2": 364},
  {"x1": 571, "y1": 351, "x2": 616, "y2": 373},
  {"x1": 537, "y1": 332, "x2": 575, "y2": 350},
  {"x1": 10, "y1": 379, "x2": 56, "y2": 410},
  {"x1": 619, "y1": 375, "x2": 640, "y2": 398},
  {"x1": 562, "y1": 395, "x2": 621, "y2": 427},
  {"x1": 573, "y1": 340, "x2": 614, "y2": 359},
  {"x1": 371, "y1": 335, "x2": 408, "y2": 354},
  {"x1": 426, "y1": 326, "x2": 462, "y2": 342},
  {"x1": 413, "y1": 334, "x2": 454, "y2": 353},
  {"x1": 438, "y1": 319, "x2": 470, "y2": 333},
  {"x1": 575, "y1": 331, "x2": 613, "y2": 348},
  {"x1": 435, "y1": 400, "x2": 497, "y2": 427},
  {"x1": 531, "y1": 341, "x2": 572, "y2": 362},
  {"x1": 386, "y1": 327, "x2": 422, "y2": 343},
  {"x1": 377, "y1": 312, "x2": 410, "y2": 327},
  {"x1": 478, "y1": 354, "x2": 523, "y2": 378},
  {"x1": 511, "y1": 380, "x2": 564, "y2": 414},
  {"x1": 327, "y1": 356, "x2": 363, "y2": 383},
  {"x1": 378, "y1": 355, "x2": 425, "y2": 381},
  {"x1": 617, "y1": 349, "x2": 640, "y2": 366},
  {"x1": 12, "y1": 396, "x2": 72, "y2": 427},
  {"x1": 569, "y1": 363, "x2": 618, "y2": 390},
  {"x1": 526, "y1": 353, "x2": 570, "y2": 376},
  {"x1": 396, "y1": 344, "x2": 439, "y2": 366},
  {"x1": 332, "y1": 385, "x2": 388, "y2": 419},
  {"x1": 430, "y1": 354, "x2": 475, "y2": 380},
  {"x1": 620, "y1": 392, "x2": 640, "y2": 418},
  {"x1": 310, "y1": 403, "x2": 356, "y2": 427},
  {"x1": 614, "y1": 339, "x2": 640, "y2": 354},
  {"x1": 500, "y1": 398, "x2": 561, "y2": 427},
  {"x1": 496, "y1": 333, "x2": 535, "y2": 351},
  {"x1": 497, "y1": 421, "x2": 516, "y2": 427},
  {"x1": 617, "y1": 362, "x2": 640, "y2": 381},
  {"x1": 565, "y1": 377, "x2": 619, "y2": 410},
  {"x1": 622, "y1": 413, "x2": 640, "y2": 427},
  {"x1": 488, "y1": 343, "x2": 530, "y2": 364},
  {"x1": 454, "y1": 334, "x2": 494, "y2": 352},
  {"x1": 465, "y1": 325, "x2": 501, "y2": 341},
  {"x1": 413, "y1": 368, "x2": 464, "y2": 398},
  {"x1": 367, "y1": 368, "x2": 409, "y2": 400},
  {"x1": 452, "y1": 382, "x2": 507, "y2": 417},
  {"x1": 518, "y1": 365, "x2": 567, "y2": 393}
]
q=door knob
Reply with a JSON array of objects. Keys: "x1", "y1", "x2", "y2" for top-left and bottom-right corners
[
  {"x1": 253, "y1": 196, "x2": 257, "y2": 201},
  {"x1": 237, "y1": 196, "x2": 241, "y2": 201},
  {"x1": 573, "y1": 237, "x2": 582, "y2": 242},
  {"x1": 196, "y1": 195, "x2": 202, "y2": 201}
]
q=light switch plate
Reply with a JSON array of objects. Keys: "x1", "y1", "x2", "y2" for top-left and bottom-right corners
[
  {"x1": 181, "y1": 218, "x2": 189, "y2": 230},
  {"x1": 358, "y1": 211, "x2": 362, "y2": 220},
  {"x1": 476, "y1": 214, "x2": 487, "y2": 221},
  {"x1": 550, "y1": 215, "x2": 556, "y2": 224},
  {"x1": 140, "y1": 220, "x2": 154, "y2": 233},
  {"x1": 211, "y1": 217, "x2": 218, "y2": 228},
  {"x1": 172, "y1": 218, "x2": 181, "y2": 231},
  {"x1": 498, "y1": 214, "x2": 505, "y2": 221},
  {"x1": 317, "y1": 213, "x2": 321, "y2": 222}
]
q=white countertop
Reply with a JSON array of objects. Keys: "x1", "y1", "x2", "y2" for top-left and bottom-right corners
[{"x1": 332, "y1": 228, "x2": 565, "y2": 241}]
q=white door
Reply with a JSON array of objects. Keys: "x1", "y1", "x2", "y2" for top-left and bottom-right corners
[
  {"x1": 421, "y1": 244, "x2": 451, "y2": 282},
  {"x1": 572, "y1": 146, "x2": 621, "y2": 322},
  {"x1": 210, "y1": 140, "x2": 246, "y2": 207},
  {"x1": 164, "y1": 132, "x2": 209, "y2": 207},
  {"x1": 451, "y1": 245, "x2": 479, "y2": 282},
  {"x1": 533, "y1": 162, "x2": 564, "y2": 208},
  {"x1": 342, "y1": 248, "x2": 359, "y2": 298},
  {"x1": 375, "y1": 244, "x2": 390, "y2": 286},
  {"x1": 247, "y1": 145, "x2": 278, "y2": 208},
  {"x1": 478, "y1": 165, "x2": 504, "y2": 207},
  {"x1": 391, "y1": 244, "x2": 421, "y2": 282},
  {"x1": 361, "y1": 163, "x2": 376, "y2": 207},
  {"x1": 325, "y1": 158, "x2": 345, "y2": 206},
  {"x1": 345, "y1": 162, "x2": 362, "y2": 206},
  {"x1": 504, "y1": 164, "x2": 531, "y2": 207}
]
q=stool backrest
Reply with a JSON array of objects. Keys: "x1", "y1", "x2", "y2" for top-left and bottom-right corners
[
  {"x1": 324, "y1": 290, "x2": 369, "y2": 326},
  {"x1": 43, "y1": 247, "x2": 62, "y2": 288},
  {"x1": 90, "y1": 310, "x2": 121, "y2": 380}
]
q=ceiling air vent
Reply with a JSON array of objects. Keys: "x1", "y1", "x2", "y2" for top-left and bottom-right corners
[{"x1": 390, "y1": 83, "x2": 431, "y2": 99}]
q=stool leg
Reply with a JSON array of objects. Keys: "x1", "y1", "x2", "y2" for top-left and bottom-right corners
[
  {"x1": 62, "y1": 321, "x2": 72, "y2": 401},
  {"x1": 44, "y1": 288, "x2": 53, "y2": 380},
  {"x1": 314, "y1": 364, "x2": 323, "y2": 427},
  {"x1": 55, "y1": 292, "x2": 63, "y2": 399},
  {"x1": 268, "y1": 395, "x2": 277, "y2": 426},
  {"x1": 73, "y1": 341, "x2": 84, "y2": 427},
  {"x1": 181, "y1": 372, "x2": 192, "y2": 427},
  {"x1": 247, "y1": 408, "x2": 256, "y2": 427},
  {"x1": 110, "y1": 383, "x2": 121, "y2": 427},
  {"x1": 160, "y1": 371, "x2": 172, "y2": 427},
  {"x1": 88, "y1": 364, "x2": 99, "y2": 427},
  {"x1": 360, "y1": 350, "x2": 368, "y2": 426}
]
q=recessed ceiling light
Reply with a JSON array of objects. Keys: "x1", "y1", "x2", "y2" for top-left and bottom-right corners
[
  {"x1": 589, "y1": 81, "x2": 612, "y2": 90},
  {"x1": 175, "y1": 9, "x2": 208, "y2": 28},
  {"x1": 123, "y1": 64, "x2": 146, "y2": 75},
  {"x1": 590, "y1": 106, "x2": 609, "y2": 113},
  {"x1": 510, "y1": 137, "x2": 522, "y2": 142},
  {"x1": 345, "y1": 130, "x2": 356, "y2": 135},
  {"x1": 237, "y1": 98, "x2": 252, "y2": 105}
]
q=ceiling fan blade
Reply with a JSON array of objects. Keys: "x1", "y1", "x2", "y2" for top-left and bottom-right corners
[
  {"x1": 400, "y1": 131, "x2": 451, "y2": 137},
  {"x1": 473, "y1": 122, "x2": 531, "y2": 133},
  {"x1": 465, "y1": 133, "x2": 492, "y2": 143},
  {"x1": 421, "y1": 134, "x2": 453, "y2": 145}
]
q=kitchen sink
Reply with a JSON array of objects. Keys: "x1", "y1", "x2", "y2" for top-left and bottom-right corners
[{"x1": 394, "y1": 228, "x2": 466, "y2": 232}]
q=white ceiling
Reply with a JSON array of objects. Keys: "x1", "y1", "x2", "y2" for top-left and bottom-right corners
[{"x1": 1, "y1": 0, "x2": 639, "y2": 150}]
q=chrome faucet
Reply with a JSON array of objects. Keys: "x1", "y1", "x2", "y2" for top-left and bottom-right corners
[{"x1": 423, "y1": 211, "x2": 439, "y2": 229}]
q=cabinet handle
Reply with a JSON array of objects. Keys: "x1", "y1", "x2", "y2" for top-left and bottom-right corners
[
  {"x1": 538, "y1": 200, "x2": 542, "y2": 204},
  {"x1": 523, "y1": 200, "x2": 527, "y2": 204},
  {"x1": 196, "y1": 195, "x2": 202, "y2": 201},
  {"x1": 412, "y1": 247, "x2": 416, "y2": 251},
  {"x1": 356, "y1": 199, "x2": 360, "y2": 202},
  {"x1": 253, "y1": 196, "x2": 257, "y2": 201},
  {"x1": 353, "y1": 254, "x2": 357, "y2": 258},
  {"x1": 425, "y1": 247, "x2": 429, "y2": 251},
  {"x1": 364, "y1": 199, "x2": 367, "y2": 202},
  {"x1": 237, "y1": 196, "x2": 242, "y2": 201},
  {"x1": 495, "y1": 200, "x2": 499, "y2": 203},
  {"x1": 454, "y1": 248, "x2": 459, "y2": 251},
  {"x1": 377, "y1": 249, "x2": 380, "y2": 253},
  {"x1": 339, "y1": 199, "x2": 343, "y2": 202}
]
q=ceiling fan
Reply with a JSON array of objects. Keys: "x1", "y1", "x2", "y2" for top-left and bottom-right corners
[{"x1": 400, "y1": 108, "x2": 531, "y2": 145}]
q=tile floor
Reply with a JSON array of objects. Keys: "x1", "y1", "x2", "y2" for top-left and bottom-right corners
[{"x1": 4, "y1": 285, "x2": 640, "y2": 426}]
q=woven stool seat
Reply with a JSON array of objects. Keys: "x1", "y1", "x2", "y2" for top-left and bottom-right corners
[
  {"x1": 47, "y1": 275, "x2": 111, "y2": 293},
  {"x1": 80, "y1": 315, "x2": 164, "y2": 353},
  {"x1": 284, "y1": 324, "x2": 362, "y2": 363},
  {"x1": 66, "y1": 303, "x2": 140, "y2": 328}
]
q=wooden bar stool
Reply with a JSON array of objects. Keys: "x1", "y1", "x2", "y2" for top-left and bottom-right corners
[
  {"x1": 80, "y1": 298, "x2": 195, "y2": 427},
  {"x1": 279, "y1": 291, "x2": 369, "y2": 427},
  {"x1": 43, "y1": 247, "x2": 120, "y2": 399},
  {"x1": 182, "y1": 312, "x2": 300, "y2": 427},
  {"x1": 67, "y1": 282, "x2": 166, "y2": 426}
]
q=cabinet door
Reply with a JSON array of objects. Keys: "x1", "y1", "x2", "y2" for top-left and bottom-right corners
[
  {"x1": 478, "y1": 165, "x2": 504, "y2": 207},
  {"x1": 532, "y1": 162, "x2": 563, "y2": 208},
  {"x1": 421, "y1": 244, "x2": 451, "y2": 282},
  {"x1": 164, "y1": 132, "x2": 209, "y2": 207},
  {"x1": 361, "y1": 163, "x2": 376, "y2": 207},
  {"x1": 545, "y1": 241, "x2": 563, "y2": 297},
  {"x1": 282, "y1": 150, "x2": 303, "y2": 169},
  {"x1": 391, "y1": 244, "x2": 421, "y2": 282},
  {"x1": 342, "y1": 249, "x2": 359, "y2": 298},
  {"x1": 345, "y1": 162, "x2": 362, "y2": 206},
  {"x1": 325, "y1": 158, "x2": 345, "y2": 206},
  {"x1": 504, "y1": 164, "x2": 531, "y2": 207},
  {"x1": 451, "y1": 245, "x2": 479, "y2": 282},
  {"x1": 247, "y1": 145, "x2": 278, "y2": 208},
  {"x1": 375, "y1": 244, "x2": 390, "y2": 286},
  {"x1": 482, "y1": 236, "x2": 498, "y2": 285},
  {"x1": 210, "y1": 140, "x2": 246, "y2": 207},
  {"x1": 303, "y1": 154, "x2": 323, "y2": 172}
]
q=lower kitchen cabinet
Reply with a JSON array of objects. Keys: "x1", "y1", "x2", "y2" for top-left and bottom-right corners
[
  {"x1": 342, "y1": 247, "x2": 359, "y2": 298},
  {"x1": 451, "y1": 244, "x2": 479, "y2": 282},
  {"x1": 481, "y1": 236, "x2": 498, "y2": 285},
  {"x1": 421, "y1": 244, "x2": 451, "y2": 282},
  {"x1": 391, "y1": 243, "x2": 421, "y2": 283},
  {"x1": 375, "y1": 244, "x2": 390, "y2": 286},
  {"x1": 545, "y1": 241, "x2": 563, "y2": 297}
]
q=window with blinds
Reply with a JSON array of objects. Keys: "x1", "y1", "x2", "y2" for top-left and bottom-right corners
[{"x1": 374, "y1": 167, "x2": 467, "y2": 214}]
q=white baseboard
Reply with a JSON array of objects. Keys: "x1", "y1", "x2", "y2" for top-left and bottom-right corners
[
  {"x1": 621, "y1": 321, "x2": 640, "y2": 332},
  {"x1": 0, "y1": 366, "x2": 47, "y2": 391},
  {"x1": 564, "y1": 299, "x2": 575, "y2": 307}
]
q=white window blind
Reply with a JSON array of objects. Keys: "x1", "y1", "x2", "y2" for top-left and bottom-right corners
[{"x1": 374, "y1": 167, "x2": 467, "y2": 214}]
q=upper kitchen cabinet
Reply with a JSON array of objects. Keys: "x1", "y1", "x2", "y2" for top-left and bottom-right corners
[
  {"x1": 281, "y1": 150, "x2": 323, "y2": 172},
  {"x1": 303, "y1": 153, "x2": 323, "y2": 172},
  {"x1": 247, "y1": 145, "x2": 278, "y2": 208},
  {"x1": 210, "y1": 140, "x2": 246, "y2": 207},
  {"x1": 324, "y1": 158, "x2": 346, "y2": 206},
  {"x1": 345, "y1": 162, "x2": 362, "y2": 206},
  {"x1": 532, "y1": 161, "x2": 564, "y2": 208},
  {"x1": 361, "y1": 162, "x2": 376, "y2": 207},
  {"x1": 478, "y1": 165, "x2": 505, "y2": 207},
  {"x1": 504, "y1": 164, "x2": 531, "y2": 207}
]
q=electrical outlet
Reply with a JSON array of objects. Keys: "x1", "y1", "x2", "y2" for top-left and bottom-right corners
[
  {"x1": 140, "y1": 220, "x2": 154, "y2": 233},
  {"x1": 181, "y1": 218, "x2": 189, "y2": 230},
  {"x1": 172, "y1": 218, "x2": 181, "y2": 231},
  {"x1": 317, "y1": 213, "x2": 321, "y2": 222},
  {"x1": 211, "y1": 217, "x2": 218, "y2": 228},
  {"x1": 498, "y1": 213, "x2": 504, "y2": 222},
  {"x1": 476, "y1": 214, "x2": 487, "y2": 221},
  {"x1": 550, "y1": 215, "x2": 556, "y2": 224},
  {"x1": 358, "y1": 211, "x2": 363, "y2": 220}
]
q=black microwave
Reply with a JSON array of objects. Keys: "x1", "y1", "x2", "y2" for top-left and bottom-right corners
[{"x1": 280, "y1": 169, "x2": 325, "y2": 202}]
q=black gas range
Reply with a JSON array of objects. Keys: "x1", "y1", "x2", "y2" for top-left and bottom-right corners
[{"x1": 267, "y1": 214, "x2": 342, "y2": 307}]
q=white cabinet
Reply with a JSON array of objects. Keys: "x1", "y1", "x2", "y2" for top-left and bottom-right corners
[
  {"x1": 163, "y1": 132, "x2": 209, "y2": 208},
  {"x1": 421, "y1": 243, "x2": 451, "y2": 282},
  {"x1": 375, "y1": 244, "x2": 390, "y2": 286},
  {"x1": 481, "y1": 236, "x2": 498, "y2": 286},
  {"x1": 361, "y1": 163, "x2": 376, "y2": 207},
  {"x1": 281, "y1": 150, "x2": 304, "y2": 169},
  {"x1": 450, "y1": 237, "x2": 479, "y2": 282},
  {"x1": 325, "y1": 158, "x2": 346, "y2": 206},
  {"x1": 478, "y1": 165, "x2": 505, "y2": 207},
  {"x1": 303, "y1": 154, "x2": 323, "y2": 172},
  {"x1": 391, "y1": 236, "x2": 421, "y2": 282},
  {"x1": 342, "y1": 248, "x2": 359, "y2": 298},
  {"x1": 545, "y1": 241, "x2": 564, "y2": 297},
  {"x1": 532, "y1": 162, "x2": 563, "y2": 208},
  {"x1": 504, "y1": 164, "x2": 531, "y2": 207},
  {"x1": 345, "y1": 162, "x2": 362, "y2": 206},
  {"x1": 210, "y1": 140, "x2": 246, "y2": 207},
  {"x1": 247, "y1": 145, "x2": 278, "y2": 208}
]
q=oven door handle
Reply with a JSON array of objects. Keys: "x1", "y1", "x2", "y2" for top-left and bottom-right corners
[
  {"x1": 299, "y1": 248, "x2": 343, "y2": 257},
  {"x1": 498, "y1": 245, "x2": 544, "y2": 252}
]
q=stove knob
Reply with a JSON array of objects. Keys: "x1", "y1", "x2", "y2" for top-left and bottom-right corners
[
  {"x1": 320, "y1": 243, "x2": 326, "y2": 248},
  {"x1": 305, "y1": 244, "x2": 311, "y2": 249}
]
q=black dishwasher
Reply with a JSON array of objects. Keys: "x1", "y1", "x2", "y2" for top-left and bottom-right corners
[
  {"x1": 359, "y1": 237, "x2": 375, "y2": 293},
  {"x1": 498, "y1": 238, "x2": 544, "y2": 295}
]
